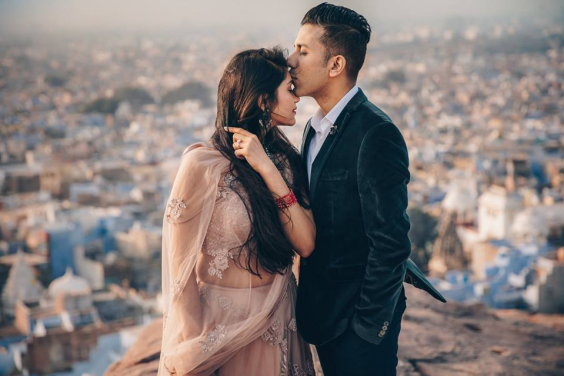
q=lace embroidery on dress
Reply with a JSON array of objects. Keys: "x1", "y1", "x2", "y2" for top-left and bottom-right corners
[
  {"x1": 262, "y1": 313, "x2": 315, "y2": 375},
  {"x1": 201, "y1": 170, "x2": 251, "y2": 280},
  {"x1": 271, "y1": 274, "x2": 315, "y2": 375},
  {"x1": 287, "y1": 318, "x2": 297, "y2": 332},
  {"x1": 282, "y1": 273, "x2": 297, "y2": 300},
  {"x1": 207, "y1": 248, "x2": 234, "y2": 279},
  {"x1": 283, "y1": 359, "x2": 315, "y2": 376},
  {"x1": 280, "y1": 338, "x2": 289, "y2": 376},
  {"x1": 198, "y1": 285, "x2": 247, "y2": 316},
  {"x1": 216, "y1": 171, "x2": 236, "y2": 199},
  {"x1": 171, "y1": 278, "x2": 181, "y2": 296},
  {"x1": 200, "y1": 324, "x2": 228, "y2": 353},
  {"x1": 217, "y1": 185, "x2": 229, "y2": 199},
  {"x1": 291, "y1": 362, "x2": 315, "y2": 376},
  {"x1": 218, "y1": 172, "x2": 249, "y2": 229},
  {"x1": 166, "y1": 198, "x2": 187, "y2": 224},
  {"x1": 262, "y1": 319, "x2": 284, "y2": 346}
]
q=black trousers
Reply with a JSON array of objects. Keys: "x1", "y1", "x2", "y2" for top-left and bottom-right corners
[{"x1": 316, "y1": 288, "x2": 407, "y2": 376}]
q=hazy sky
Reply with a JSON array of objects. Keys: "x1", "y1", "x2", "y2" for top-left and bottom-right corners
[{"x1": 1, "y1": 0, "x2": 562, "y2": 36}]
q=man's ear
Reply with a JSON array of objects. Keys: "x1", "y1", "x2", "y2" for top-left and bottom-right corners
[{"x1": 328, "y1": 55, "x2": 347, "y2": 78}]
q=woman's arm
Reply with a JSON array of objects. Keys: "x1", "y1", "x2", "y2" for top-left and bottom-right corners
[
  {"x1": 226, "y1": 127, "x2": 316, "y2": 258},
  {"x1": 261, "y1": 164, "x2": 316, "y2": 258}
]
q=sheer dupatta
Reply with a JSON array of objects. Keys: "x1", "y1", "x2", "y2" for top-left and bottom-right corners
[{"x1": 159, "y1": 142, "x2": 292, "y2": 375}]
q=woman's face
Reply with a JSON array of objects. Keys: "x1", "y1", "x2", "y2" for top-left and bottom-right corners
[{"x1": 269, "y1": 72, "x2": 300, "y2": 127}]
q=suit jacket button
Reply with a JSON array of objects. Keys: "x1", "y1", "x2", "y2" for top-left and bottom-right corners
[
  {"x1": 382, "y1": 326, "x2": 388, "y2": 330},
  {"x1": 383, "y1": 321, "x2": 389, "y2": 326},
  {"x1": 378, "y1": 332, "x2": 385, "y2": 337}
]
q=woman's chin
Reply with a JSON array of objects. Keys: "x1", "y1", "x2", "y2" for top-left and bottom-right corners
[{"x1": 272, "y1": 120, "x2": 296, "y2": 127}]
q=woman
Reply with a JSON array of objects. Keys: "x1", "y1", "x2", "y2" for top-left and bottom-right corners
[{"x1": 158, "y1": 47, "x2": 316, "y2": 375}]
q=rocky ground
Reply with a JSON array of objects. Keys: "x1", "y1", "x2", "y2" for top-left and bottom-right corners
[{"x1": 105, "y1": 285, "x2": 564, "y2": 376}]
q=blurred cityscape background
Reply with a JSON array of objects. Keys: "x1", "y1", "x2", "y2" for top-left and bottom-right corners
[{"x1": 0, "y1": 1, "x2": 563, "y2": 375}]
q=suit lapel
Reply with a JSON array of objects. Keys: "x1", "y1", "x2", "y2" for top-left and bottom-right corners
[
  {"x1": 301, "y1": 119, "x2": 315, "y2": 170},
  {"x1": 309, "y1": 89, "x2": 368, "y2": 203}
]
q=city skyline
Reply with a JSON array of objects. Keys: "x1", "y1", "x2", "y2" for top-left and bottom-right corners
[
  {"x1": 1, "y1": 0, "x2": 563, "y2": 38},
  {"x1": 0, "y1": 6, "x2": 563, "y2": 375}
]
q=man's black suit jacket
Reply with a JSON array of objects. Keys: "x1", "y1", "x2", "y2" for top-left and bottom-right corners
[{"x1": 296, "y1": 88, "x2": 412, "y2": 346}]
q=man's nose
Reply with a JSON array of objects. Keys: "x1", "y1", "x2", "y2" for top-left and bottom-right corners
[{"x1": 287, "y1": 51, "x2": 298, "y2": 69}]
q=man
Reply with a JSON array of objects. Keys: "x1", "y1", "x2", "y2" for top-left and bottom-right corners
[{"x1": 288, "y1": 3, "x2": 445, "y2": 375}]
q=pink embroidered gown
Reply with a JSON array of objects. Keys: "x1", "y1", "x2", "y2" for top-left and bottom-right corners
[
  {"x1": 159, "y1": 144, "x2": 315, "y2": 376},
  {"x1": 197, "y1": 170, "x2": 315, "y2": 376}
]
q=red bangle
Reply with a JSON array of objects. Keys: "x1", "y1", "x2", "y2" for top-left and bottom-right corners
[{"x1": 275, "y1": 189, "x2": 297, "y2": 209}]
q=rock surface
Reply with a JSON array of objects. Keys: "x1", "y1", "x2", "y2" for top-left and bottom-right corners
[{"x1": 105, "y1": 285, "x2": 564, "y2": 375}]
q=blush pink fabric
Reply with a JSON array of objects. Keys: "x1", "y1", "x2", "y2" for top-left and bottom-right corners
[{"x1": 159, "y1": 142, "x2": 315, "y2": 375}]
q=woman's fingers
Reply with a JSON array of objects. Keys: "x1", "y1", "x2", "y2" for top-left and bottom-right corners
[
  {"x1": 226, "y1": 127, "x2": 267, "y2": 168},
  {"x1": 231, "y1": 132, "x2": 251, "y2": 145},
  {"x1": 234, "y1": 149, "x2": 246, "y2": 159},
  {"x1": 232, "y1": 134, "x2": 249, "y2": 144},
  {"x1": 225, "y1": 127, "x2": 259, "y2": 144},
  {"x1": 224, "y1": 126, "x2": 252, "y2": 137},
  {"x1": 234, "y1": 140, "x2": 248, "y2": 154},
  {"x1": 233, "y1": 136, "x2": 248, "y2": 148},
  {"x1": 228, "y1": 128, "x2": 260, "y2": 153}
]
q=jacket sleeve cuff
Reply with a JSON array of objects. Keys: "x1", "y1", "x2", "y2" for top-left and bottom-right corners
[{"x1": 350, "y1": 313, "x2": 387, "y2": 345}]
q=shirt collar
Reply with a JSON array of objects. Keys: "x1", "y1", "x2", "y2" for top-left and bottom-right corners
[{"x1": 310, "y1": 85, "x2": 359, "y2": 134}]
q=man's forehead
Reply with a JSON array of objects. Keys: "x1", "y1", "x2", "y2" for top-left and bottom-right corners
[{"x1": 294, "y1": 24, "x2": 324, "y2": 47}]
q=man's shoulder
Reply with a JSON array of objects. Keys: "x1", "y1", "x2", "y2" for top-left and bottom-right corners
[
  {"x1": 344, "y1": 99, "x2": 398, "y2": 143},
  {"x1": 355, "y1": 99, "x2": 393, "y2": 125},
  {"x1": 349, "y1": 100, "x2": 407, "y2": 147}
]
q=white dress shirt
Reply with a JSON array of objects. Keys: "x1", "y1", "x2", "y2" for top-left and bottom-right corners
[{"x1": 307, "y1": 85, "x2": 359, "y2": 183}]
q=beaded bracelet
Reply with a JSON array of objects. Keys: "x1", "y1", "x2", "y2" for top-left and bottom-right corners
[{"x1": 275, "y1": 189, "x2": 297, "y2": 209}]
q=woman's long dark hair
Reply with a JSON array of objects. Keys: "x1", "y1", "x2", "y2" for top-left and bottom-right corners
[{"x1": 211, "y1": 47, "x2": 310, "y2": 278}]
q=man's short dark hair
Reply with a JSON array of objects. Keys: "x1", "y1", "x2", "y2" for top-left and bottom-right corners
[{"x1": 301, "y1": 2, "x2": 371, "y2": 82}]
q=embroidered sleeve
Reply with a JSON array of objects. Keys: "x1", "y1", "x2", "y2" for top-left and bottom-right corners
[
  {"x1": 165, "y1": 198, "x2": 187, "y2": 224},
  {"x1": 199, "y1": 324, "x2": 228, "y2": 353}
]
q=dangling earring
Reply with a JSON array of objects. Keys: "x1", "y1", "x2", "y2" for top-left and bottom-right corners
[
  {"x1": 258, "y1": 98, "x2": 272, "y2": 130},
  {"x1": 259, "y1": 107, "x2": 272, "y2": 129}
]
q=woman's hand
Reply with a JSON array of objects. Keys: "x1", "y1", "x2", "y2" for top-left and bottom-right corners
[
  {"x1": 224, "y1": 127, "x2": 315, "y2": 257},
  {"x1": 225, "y1": 127, "x2": 276, "y2": 176}
]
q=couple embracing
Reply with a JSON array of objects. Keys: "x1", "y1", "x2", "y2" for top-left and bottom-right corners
[{"x1": 159, "y1": 3, "x2": 445, "y2": 376}]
